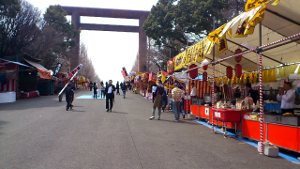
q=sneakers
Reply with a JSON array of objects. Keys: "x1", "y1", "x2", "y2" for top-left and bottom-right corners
[
  {"x1": 174, "y1": 119, "x2": 179, "y2": 122},
  {"x1": 149, "y1": 116, "x2": 155, "y2": 120},
  {"x1": 109, "y1": 109, "x2": 112, "y2": 112},
  {"x1": 157, "y1": 117, "x2": 160, "y2": 120},
  {"x1": 106, "y1": 109, "x2": 109, "y2": 112}
]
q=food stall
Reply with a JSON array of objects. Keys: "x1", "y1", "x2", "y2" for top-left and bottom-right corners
[
  {"x1": 141, "y1": 73, "x2": 149, "y2": 97},
  {"x1": 166, "y1": 0, "x2": 300, "y2": 155}
]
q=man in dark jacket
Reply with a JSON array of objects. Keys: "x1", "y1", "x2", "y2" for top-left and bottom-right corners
[
  {"x1": 89, "y1": 81, "x2": 93, "y2": 91},
  {"x1": 116, "y1": 81, "x2": 120, "y2": 95},
  {"x1": 66, "y1": 81, "x2": 76, "y2": 111},
  {"x1": 121, "y1": 82, "x2": 127, "y2": 98},
  {"x1": 105, "y1": 80, "x2": 115, "y2": 112}
]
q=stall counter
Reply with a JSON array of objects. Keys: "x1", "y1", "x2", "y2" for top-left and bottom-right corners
[
  {"x1": 190, "y1": 105, "x2": 200, "y2": 117},
  {"x1": 199, "y1": 106, "x2": 210, "y2": 120},
  {"x1": 266, "y1": 123, "x2": 300, "y2": 153}
]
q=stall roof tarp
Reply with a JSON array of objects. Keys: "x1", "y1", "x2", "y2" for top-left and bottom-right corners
[
  {"x1": 0, "y1": 58, "x2": 33, "y2": 68},
  {"x1": 24, "y1": 58, "x2": 52, "y2": 79},
  {"x1": 197, "y1": 1, "x2": 300, "y2": 77}
]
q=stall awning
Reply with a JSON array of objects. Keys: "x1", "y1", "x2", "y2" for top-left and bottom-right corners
[
  {"x1": 195, "y1": 1, "x2": 300, "y2": 77},
  {"x1": 24, "y1": 58, "x2": 52, "y2": 79},
  {"x1": 0, "y1": 58, "x2": 32, "y2": 68}
]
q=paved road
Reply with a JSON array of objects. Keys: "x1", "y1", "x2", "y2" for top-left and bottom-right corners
[{"x1": 0, "y1": 90, "x2": 298, "y2": 169}]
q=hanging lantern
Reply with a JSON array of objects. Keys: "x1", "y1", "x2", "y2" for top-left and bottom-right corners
[
  {"x1": 189, "y1": 64, "x2": 198, "y2": 79},
  {"x1": 234, "y1": 49, "x2": 243, "y2": 63},
  {"x1": 226, "y1": 67, "x2": 233, "y2": 79},
  {"x1": 203, "y1": 72, "x2": 207, "y2": 82},
  {"x1": 203, "y1": 65, "x2": 208, "y2": 70},
  {"x1": 235, "y1": 64, "x2": 242, "y2": 78}
]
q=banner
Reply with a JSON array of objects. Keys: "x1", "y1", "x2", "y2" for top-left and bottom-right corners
[
  {"x1": 244, "y1": 5, "x2": 266, "y2": 35},
  {"x1": 208, "y1": 24, "x2": 226, "y2": 42},
  {"x1": 218, "y1": 34, "x2": 228, "y2": 53},
  {"x1": 245, "y1": 0, "x2": 268, "y2": 12},
  {"x1": 235, "y1": 15, "x2": 250, "y2": 37},
  {"x1": 272, "y1": 0, "x2": 281, "y2": 6}
]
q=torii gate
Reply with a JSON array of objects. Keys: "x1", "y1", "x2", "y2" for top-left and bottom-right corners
[{"x1": 61, "y1": 6, "x2": 150, "y2": 72}]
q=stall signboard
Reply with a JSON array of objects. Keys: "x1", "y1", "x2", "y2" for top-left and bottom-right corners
[
  {"x1": 157, "y1": 74, "x2": 167, "y2": 83},
  {"x1": 172, "y1": 37, "x2": 213, "y2": 72},
  {"x1": 134, "y1": 75, "x2": 141, "y2": 84},
  {"x1": 141, "y1": 73, "x2": 149, "y2": 82},
  {"x1": 163, "y1": 76, "x2": 187, "y2": 92},
  {"x1": 174, "y1": 52, "x2": 185, "y2": 71},
  {"x1": 167, "y1": 58, "x2": 175, "y2": 74},
  {"x1": 148, "y1": 72, "x2": 157, "y2": 83},
  {"x1": 122, "y1": 67, "x2": 128, "y2": 77}
]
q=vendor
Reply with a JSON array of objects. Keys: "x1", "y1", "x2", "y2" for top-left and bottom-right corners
[
  {"x1": 277, "y1": 82, "x2": 295, "y2": 114},
  {"x1": 246, "y1": 83, "x2": 258, "y2": 104},
  {"x1": 214, "y1": 86, "x2": 222, "y2": 101},
  {"x1": 190, "y1": 82, "x2": 197, "y2": 99}
]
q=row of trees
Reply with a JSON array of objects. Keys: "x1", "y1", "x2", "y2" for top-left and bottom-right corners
[
  {"x1": 132, "y1": 0, "x2": 246, "y2": 73},
  {"x1": 0, "y1": 0, "x2": 101, "y2": 82}
]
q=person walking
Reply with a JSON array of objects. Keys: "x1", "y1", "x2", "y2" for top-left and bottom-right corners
[
  {"x1": 121, "y1": 82, "x2": 127, "y2": 98},
  {"x1": 89, "y1": 81, "x2": 93, "y2": 91},
  {"x1": 116, "y1": 81, "x2": 120, "y2": 95},
  {"x1": 100, "y1": 83, "x2": 105, "y2": 98},
  {"x1": 179, "y1": 86, "x2": 186, "y2": 119},
  {"x1": 149, "y1": 80, "x2": 164, "y2": 120},
  {"x1": 93, "y1": 82, "x2": 98, "y2": 99},
  {"x1": 171, "y1": 83, "x2": 183, "y2": 122},
  {"x1": 162, "y1": 89, "x2": 168, "y2": 112},
  {"x1": 66, "y1": 81, "x2": 75, "y2": 111},
  {"x1": 152, "y1": 84, "x2": 157, "y2": 102},
  {"x1": 57, "y1": 80, "x2": 64, "y2": 102},
  {"x1": 105, "y1": 80, "x2": 115, "y2": 112}
]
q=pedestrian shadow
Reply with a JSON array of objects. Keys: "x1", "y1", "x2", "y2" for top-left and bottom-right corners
[
  {"x1": 158, "y1": 119, "x2": 200, "y2": 125},
  {"x1": 70, "y1": 109, "x2": 86, "y2": 112},
  {"x1": 111, "y1": 111, "x2": 128, "y2": 114},
  {"x1": 0, "y1": 120, "x2": 9, "y2": 135}
]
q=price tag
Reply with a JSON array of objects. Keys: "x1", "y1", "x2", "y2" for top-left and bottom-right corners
[
  {"x1": 215, "y1": 112, "x2": 221, "y2": 118},
  {"x1": 205, "y1": 108, "x2": 209, "y2": 116}
]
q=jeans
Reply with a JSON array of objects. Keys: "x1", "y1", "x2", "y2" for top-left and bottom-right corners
[
  {"x1": 93, "y1": 93, "x2": 97, "y2": 99},
  {"x1": 172, "y1": 101, "x2": 180, "y2": 120},
  {"x1": 180, "y1": 101, "x2": 185, "y2": 115},
  {"x1": 152, "y1": 106, "x2": 161, "y2": 118},
  {"x1": 123, "y1": 90, "x2": 126, "y2": 98},
  {"x1": 101, "y1": 90, "x2": 105, "y2": 98}
]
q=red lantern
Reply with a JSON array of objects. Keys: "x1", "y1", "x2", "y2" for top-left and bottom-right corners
[
  {"x1": 226, "y1": 67, "x2": 233, "y2": 79},
  {"x1": 203, "y1": 65, "x2": 208, "y2": 70},
  {"x1": 203, "y1": 72, "x2": 207, "y2": 82},
  {"x1": 235, "y1": 64, "x2": 242, "y2": 78},
  {"x1": 234, "y1": 49, "x2": 243, "y2": 63},
  {"x1": 189, "y1": 64, "x2": 198, "y2": 79}
]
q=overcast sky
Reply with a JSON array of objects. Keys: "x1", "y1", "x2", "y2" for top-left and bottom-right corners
[{"x1": 26, "y1": 0, "x2": 158, "y2": 84}]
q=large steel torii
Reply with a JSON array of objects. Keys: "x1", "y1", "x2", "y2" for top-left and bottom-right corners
[{"x1": 61, "y1": 6, "x2": 150, "y2": 72}]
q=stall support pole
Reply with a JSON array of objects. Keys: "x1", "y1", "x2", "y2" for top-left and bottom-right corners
[
  {"x1": 258, "y1": 22, "x2": 264, "y2": 155},
  {"x1": 212, "y1": 64, "x2": 215, "y2": 132},
  {"x1": 258, "y1": 51, "x2": 264, "y2": 154}
]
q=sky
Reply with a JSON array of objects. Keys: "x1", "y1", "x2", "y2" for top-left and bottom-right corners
[{"x1": 26, "y1": 0, "x2": 158, "y2": 84}]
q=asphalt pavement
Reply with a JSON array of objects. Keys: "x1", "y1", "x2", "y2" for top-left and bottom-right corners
[{"x1": 0, "y1": 90, "x2": 299, "y2": 169}]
